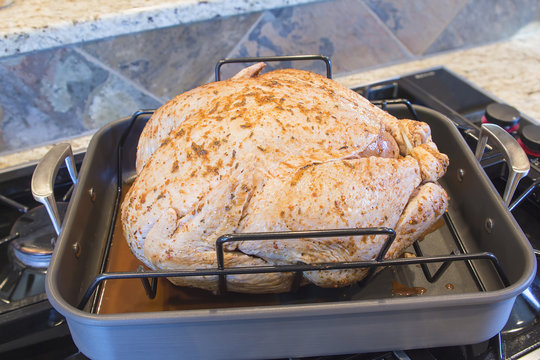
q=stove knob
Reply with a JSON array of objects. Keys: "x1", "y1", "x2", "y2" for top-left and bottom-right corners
[
  {"x1": 482, "y1": 103, "x2": 520, "y2": 131},
  {"x1": 518, "y1": 124, "x2": 540, "y2": 157}
]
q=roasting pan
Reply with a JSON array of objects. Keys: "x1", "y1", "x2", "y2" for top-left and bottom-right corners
[{"x1": 41, "y1": 97, "x2": 535, "y2": 359}]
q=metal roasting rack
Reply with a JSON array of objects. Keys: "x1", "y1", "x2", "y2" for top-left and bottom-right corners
[
  {"x1": 72, "y1": 59, "x2": 512, "y2": 360},
  {"x1": 77, "y1": 56, "x2": 512, "y2": 318}
]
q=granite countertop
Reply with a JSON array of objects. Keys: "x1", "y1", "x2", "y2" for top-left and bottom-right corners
[
  {"x1": 0, "y1": 0, "x2": 323, "y2": 57},
  {"x1": 0, "y1": 25, "x2": 539, "y2": 171}
]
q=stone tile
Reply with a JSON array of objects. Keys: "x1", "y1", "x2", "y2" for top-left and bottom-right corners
[
  {"x1": 223, "y1": 0, "x2": 411, "y2": 79},
  {"x1": 425, "y1": 0, "x2": 540, "y2": 54},
  {"x1": 82, "y1": 66, "x2": 162, "y2": 130},
  {"x1": 0, "y1": 48, "x2": 160, "y2": 154},
  {"x1": 79, "y1": 12, "x2": 262, "y2": 101},
  {"x1": 365, "y1": 0, "x2": 469, "y2": 55}
]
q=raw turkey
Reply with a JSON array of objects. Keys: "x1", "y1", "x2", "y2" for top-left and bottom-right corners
[{"x1": 120, "y1": 63, "x2": 449, "y2": 293}]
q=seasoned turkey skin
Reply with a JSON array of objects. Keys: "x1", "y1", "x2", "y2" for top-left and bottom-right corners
[{"x1": 121, "y1": 63, "x2": 449, "y2": 293}]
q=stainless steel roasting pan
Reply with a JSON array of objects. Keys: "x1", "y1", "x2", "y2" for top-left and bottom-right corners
[{"x1": 43, "y1": 103, "x2": 536, "y2": 360}]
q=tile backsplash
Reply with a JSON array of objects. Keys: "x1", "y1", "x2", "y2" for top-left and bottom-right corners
[{"x1": 0, "y1": 0, "x2": 538, "y2": 155}]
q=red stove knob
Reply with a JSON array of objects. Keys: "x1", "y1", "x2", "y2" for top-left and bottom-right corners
[
  {"x1": 481, "y1": 103, "x2": 520, "y2": 132},
  {"x1": 518, "y1": 124, "x2": 540, "y2": 157}
]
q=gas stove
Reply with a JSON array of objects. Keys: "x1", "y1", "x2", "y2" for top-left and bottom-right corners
[{"x1": 0, "y1": 66, "x2": 538, "y2": 360}]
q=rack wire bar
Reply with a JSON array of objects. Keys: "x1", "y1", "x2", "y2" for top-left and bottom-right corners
[
  {"x1": 138, "y1": 266, "x2": 157, "y2": 299},
  {"x1": 215, "y1": 227, "x2": 395, "y2": 294},
  {"x1": 215, "y1": 54, "x2": 332, "y2": 81},
  {"x1": 411, "y1": 212, "x2": 488, "y2": 288},
  {"x1": 78, "y1": 248, "x2": 509, "y2": 310},
  {"x1": 413, "y1": 242, "x2": 458, "y2": 284},
  {"x1": 372, "y1": 99, "x2": 419, "y2": 120}
]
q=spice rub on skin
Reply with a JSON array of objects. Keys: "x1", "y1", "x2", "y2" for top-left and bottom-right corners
[{"x1": 121, "y1": 63, "x2": 449, "y2": 293}]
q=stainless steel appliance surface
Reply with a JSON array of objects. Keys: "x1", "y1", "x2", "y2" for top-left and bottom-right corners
[{"x1": 0, "y1": 63, "x2": 539, "y2": 360}]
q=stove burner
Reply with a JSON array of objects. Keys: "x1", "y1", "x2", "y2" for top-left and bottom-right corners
[{"x1": 9, "y1": 203, "x2": 67, "y2": 268}]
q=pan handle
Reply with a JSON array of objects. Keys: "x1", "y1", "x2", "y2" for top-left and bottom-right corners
[
  {"x1": 31, "y1": 143, "x2": 78, "y2": 236},
  {"x1": 474, "y1": 123, "x2": 529, "y2": 206}
]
